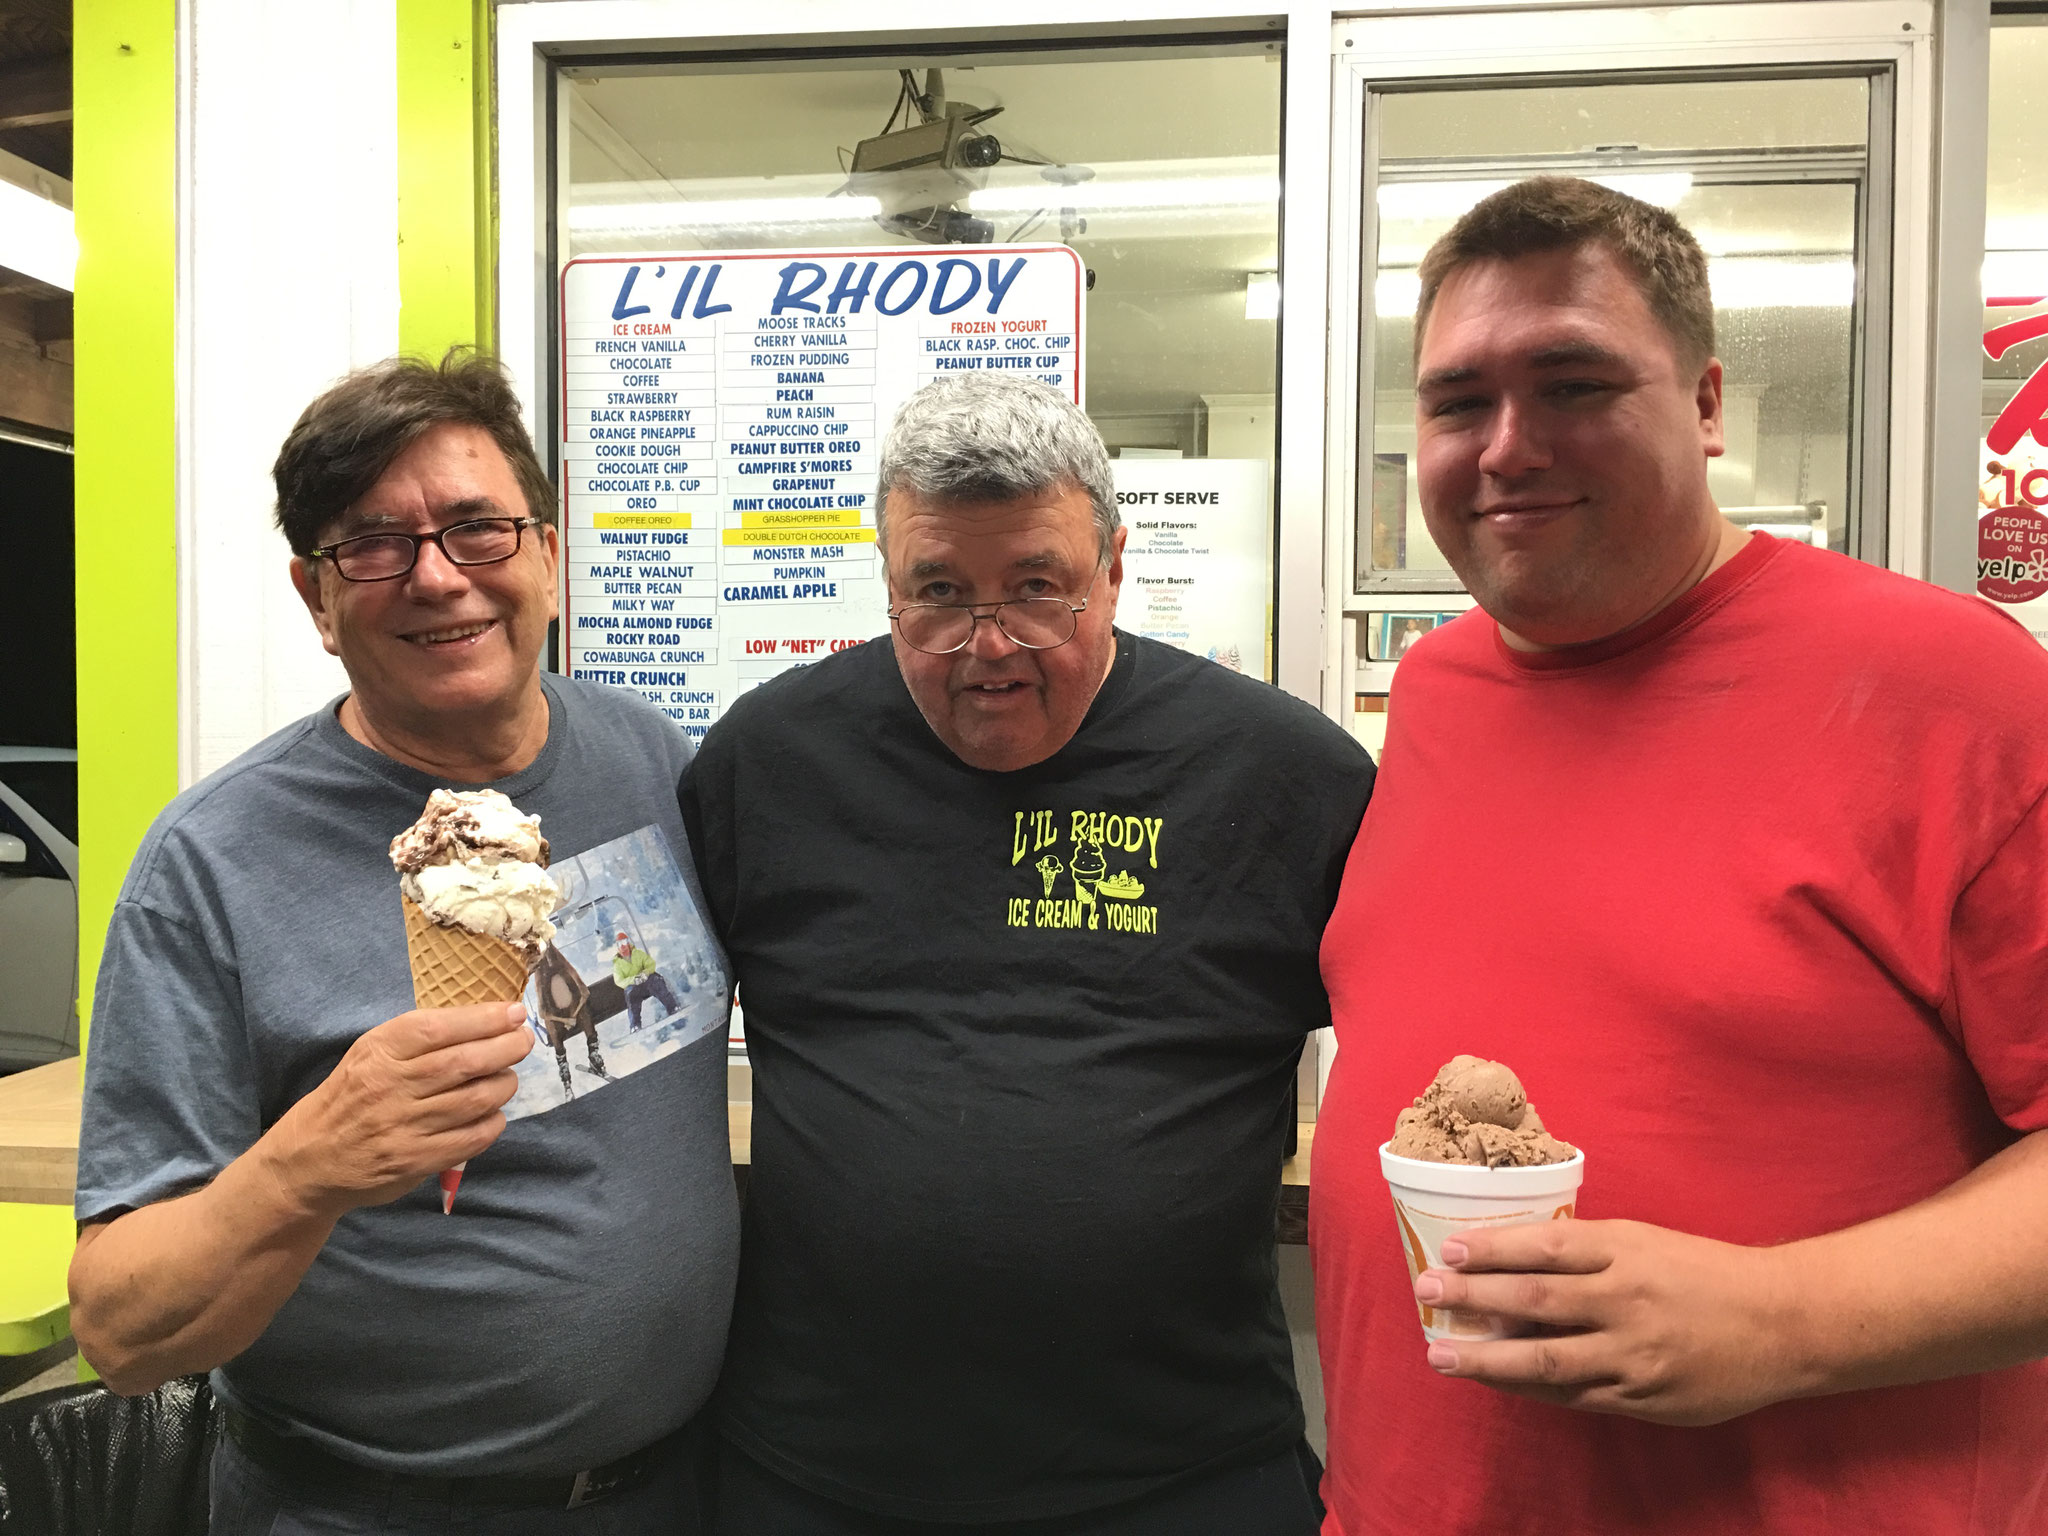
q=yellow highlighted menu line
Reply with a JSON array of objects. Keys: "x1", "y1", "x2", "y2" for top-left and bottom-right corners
[
  {"x1": 593, "y1": 513, "x2": 692, "y2": 529},
  {"x1": 740, "y1": 509, "x2": 865, "y2": 529},
  {"x1": 722, "y1": 527, "x2": 879, "y2": 546}
]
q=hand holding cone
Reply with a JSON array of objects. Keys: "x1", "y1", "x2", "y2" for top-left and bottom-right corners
[{"x1": 391, "y1": 791, "x2": 560, "y2": 1213}]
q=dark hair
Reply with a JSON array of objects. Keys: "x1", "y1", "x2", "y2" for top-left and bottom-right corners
[
  {"x1": 272, "y1": 349, "x2": 556, "y2": 556},
  {"x1": 1414, "y1": 176, "x2": 1715, "y2": 372}
]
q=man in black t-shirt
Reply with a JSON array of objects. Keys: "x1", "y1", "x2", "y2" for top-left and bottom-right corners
[{"x1": 683, "y1": 375, "x2": 1375, "y2": 1535}]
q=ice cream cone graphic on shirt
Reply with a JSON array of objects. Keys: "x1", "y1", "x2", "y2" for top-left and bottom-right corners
[
  {"x1": 390, "y1": 790, "x2": 560, "y2": 1213},
  {"x1": 1069, "y1": 836, "x2": 1106, "y2": 927}
]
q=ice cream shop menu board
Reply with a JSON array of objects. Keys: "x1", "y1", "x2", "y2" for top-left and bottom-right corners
[{"x1": 559, "y1": 245, "x2": 1085, "y2": 737}]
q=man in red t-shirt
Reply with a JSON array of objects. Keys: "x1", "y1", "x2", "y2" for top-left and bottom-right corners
[{"x1": 1312, "y1": 176, "x2": 2048, "y2": 1535}]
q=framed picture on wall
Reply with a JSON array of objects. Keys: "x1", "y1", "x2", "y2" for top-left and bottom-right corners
[
  {"x1": 1368, "y1": 611, "x2": 1442, "y2": 661},
  {"x1": 1367, "y1": 453, "x2": 1408, "y2": 577}
]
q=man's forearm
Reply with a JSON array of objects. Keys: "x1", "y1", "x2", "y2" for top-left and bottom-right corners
[
  {"x1": 1781, "y1": 1127, "x2": 2048, "y2": 1398},
  {"x1": 69, "y1": 1136, "x2": 340, "y2": 1396}
]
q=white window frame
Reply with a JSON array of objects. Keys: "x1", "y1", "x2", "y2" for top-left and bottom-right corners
[
  {"x1": 495, "y1": 0, "x2": 1336, "y2": 709},
  {"x1": 496, "y1": 2, "x2": 1341, "y2": 1116},
  {"x1": 495, "y1": 1, "x2": 1984, "y2": 1117},
  {"x1": 497, "y1": 0, "x2": 1986, "y2": 734},
  {"x1": 1323, "y1": 0, "x2": 1987, "y2": 716}
]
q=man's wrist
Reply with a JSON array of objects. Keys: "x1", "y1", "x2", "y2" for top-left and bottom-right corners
[
  {"x1": 239, "y1": 1116, "x2": 353, "y2": 1229},
  {"x1": 1751, "y1": 1237, "x2": 1850, "y2": 1403}
]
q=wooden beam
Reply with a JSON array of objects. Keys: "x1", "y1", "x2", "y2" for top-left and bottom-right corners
[
  {"x1": 0, "y1": 336, "x2": 73, "y2": 435},
  {"x1": 0, "y1": 55, "x2": 70, "y2": 131},
  {"x1": 33, "y1": 294, "x2": 70, "y2": 344},
  {"x1": 3, "y1": 0, "x2": 71, "y2": 32}
]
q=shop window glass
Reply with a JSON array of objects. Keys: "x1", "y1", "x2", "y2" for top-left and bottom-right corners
[
  {"x1": 558, "y1": 46, "x2": 1285, "y2": 689},
  {"x1": 1359, "y1": 75, "x2": 1874, "y2": 589},
  {"x1": 1980, "y1": 17, "x2": 2048, "y2": 648}
]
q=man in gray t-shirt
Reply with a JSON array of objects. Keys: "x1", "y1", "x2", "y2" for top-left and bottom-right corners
[{"x1": 69, "y1": 354, "x2": 737, "y2": 1534}]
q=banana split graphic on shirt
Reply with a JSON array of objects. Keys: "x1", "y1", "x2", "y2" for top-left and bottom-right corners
[{"x1": 1007, "y1": 809, "x2": 1163, "y2": 935}]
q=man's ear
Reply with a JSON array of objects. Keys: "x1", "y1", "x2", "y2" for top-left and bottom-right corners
[
  {"x1": 1099, "y1": 523, "x2": 1130, "y2": 619},
  {"x1": 289, "y1": 556, "x2": 344, "y2": 658},
  {"x1": 1696, "y1": 357, "x2": 1726, "y2": 459},
  {"x1": 537, "y1": 521, "x2": 561, "y2": 624}
]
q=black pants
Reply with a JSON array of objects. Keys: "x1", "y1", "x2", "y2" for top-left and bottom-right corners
[
  {"x1": 210, "y1": 1421, "x2": 715, "y2": 1535},
  {"x1": 709, "y1": 1437, "x2": 1324, "y2": 1536}
]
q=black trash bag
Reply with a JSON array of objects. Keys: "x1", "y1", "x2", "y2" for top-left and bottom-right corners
[{"x1": 0, "y1": 1375, "x2": 220, "y2": 1536}]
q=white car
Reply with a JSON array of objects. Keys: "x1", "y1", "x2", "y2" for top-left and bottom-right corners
[{"x1": 0, "y1": 747, "x2": 78, "y2": 1072}]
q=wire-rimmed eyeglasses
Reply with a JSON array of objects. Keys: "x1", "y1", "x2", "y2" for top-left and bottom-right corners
[
  {"x1": 889, "y1": 571, "x2": 1101, "y2": 656},
  {"x1": 307, "y1": 517, "x2": 542, "y2": 583}
]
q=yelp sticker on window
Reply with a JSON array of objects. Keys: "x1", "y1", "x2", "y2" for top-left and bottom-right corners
[{"x1": 1979, "y1": 298, "x2": 2048, "y2": 607}]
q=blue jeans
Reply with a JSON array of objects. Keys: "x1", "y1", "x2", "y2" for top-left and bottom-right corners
[{"x1": 209, "y1": 1429, "x2": 712, "y2": 1536}]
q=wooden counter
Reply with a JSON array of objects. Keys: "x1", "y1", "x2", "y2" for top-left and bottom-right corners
[
  {"x1": 1279, "y1": 1121, "x2": 1314, "y2": 1245},
  {"x1": 0, "y1": 1058, "x2": 83, "y2": 1206},
  {"x1": 4, "y1": 1074, "x2": 1315, "y2": 1244}
]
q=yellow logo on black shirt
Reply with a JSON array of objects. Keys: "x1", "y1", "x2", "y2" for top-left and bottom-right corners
[{"x1": 1005, "y1": 810, "x2": 1162, "y2": 935}]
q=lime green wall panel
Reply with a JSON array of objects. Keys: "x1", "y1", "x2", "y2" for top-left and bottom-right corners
[
  {"x1": 0, "y1": 1203, "x2": 76, "y2": 1357},
  {"x1": 398, "y1": 0, "x2": 494, "y2": 358},
  {"x1": 67, "y1": 2, "x2": 496, "y2": 1047},
  {"x1": 73, "y1": 2, "x2": 179, "y2": 1044}
]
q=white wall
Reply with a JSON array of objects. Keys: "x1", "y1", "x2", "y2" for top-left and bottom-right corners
[{"x1": 179, "y1": 0, "x2": 399, "y2": 784}]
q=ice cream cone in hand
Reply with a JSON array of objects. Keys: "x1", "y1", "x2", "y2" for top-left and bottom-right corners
[{"x1": 390, "y1": 789, "x2": 561, "y2": 1211}]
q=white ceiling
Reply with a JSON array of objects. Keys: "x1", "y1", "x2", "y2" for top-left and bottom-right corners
[{"x1": 568, "y1": 53, "x2": 1285, "y2": 179}]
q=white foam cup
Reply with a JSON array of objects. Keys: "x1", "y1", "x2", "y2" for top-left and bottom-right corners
[{"x1": 1380, "y1": 1142, "x2": 1586, "y2": 1343}]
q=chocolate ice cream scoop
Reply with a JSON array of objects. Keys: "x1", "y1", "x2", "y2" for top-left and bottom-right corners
[
  {"x1": 1435, "y1": 1054, "x2": 1527, "y2": 1127},
  {"x1": 1389, "y1": 1056, "x2": 1574, "y2": 1168}
]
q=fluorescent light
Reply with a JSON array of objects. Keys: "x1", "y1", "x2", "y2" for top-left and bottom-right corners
[
  {"x1": 1595, "y1": 173, "x2": 1693, "y2": 209},
  {"x1": 572, "y1": 168, "x2": 1698, "y2": 243},
  {"x1": 1706, "y1": 257, "x2": 1853, "y2": 308},
  {"x1": 1377, "y1": 181, "x2": 1511, "y2": 221},
  {"x1": 1983, "y1": 250, "x2": 2048, "y2": 304},
  {"x1": 1376, "y1": 270, "x2": 1423, "y2": 317},
  {"x1": 565, "y1": 172, "x2": 1283, "y2": 238},
  {"x1": 1376, "y1": 255, "x2": 1853, "y2": 318},
  {"x1": 1245, "y1": 271, "x2": 1280, "y2": 320},
  {"x1": 568, "y1": 195, "x2": 882, "y2": 234},
  {"x1": 0, "y1": 179, "x2": 75, "y2": 290},
  {"x1": 569, "y1": 170, "x2": 1695, "y2": 244},
  {"x1": 1377, "y1": 172, "x2": 1691, "y2": 223},
  {"x1": 970, "y1": 174, "x2": 1279, "y2": 215}
]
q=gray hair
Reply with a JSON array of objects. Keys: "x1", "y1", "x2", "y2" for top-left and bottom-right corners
[{"x1": 875, "y1": 375, "x2": 1119, "y2": 565}]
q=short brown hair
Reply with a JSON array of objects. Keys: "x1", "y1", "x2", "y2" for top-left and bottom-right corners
[
  {"x1": 1414, "y1": 176, "x2": 1715, "y2": 371},
  {"x1": 272, "y1": 349, "x2": 556, "y2": 556}
]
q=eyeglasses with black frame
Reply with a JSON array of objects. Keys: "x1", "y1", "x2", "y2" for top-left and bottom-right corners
[
  {"x1": 307, "y1": 517, "x2": 544, "y2": 582},
  {"x1": 889, "y1": 571, "x2": 1102, "y2": 656}
]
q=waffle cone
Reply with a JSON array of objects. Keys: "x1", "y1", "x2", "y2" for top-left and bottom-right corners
[{"x1": 401, "y1": 894, "x2": 533, "y2": 1007}]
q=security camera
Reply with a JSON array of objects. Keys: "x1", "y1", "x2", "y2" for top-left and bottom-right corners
[
  {"x1": 841, "y1": 68, "x2": 1075, "y2": 248},
  {"x1": 880, "y1": 207, "x2": 994, "y2": 245},
  {"x1": 955, "y1": 133, "x2": 1002, "y2": 170}
]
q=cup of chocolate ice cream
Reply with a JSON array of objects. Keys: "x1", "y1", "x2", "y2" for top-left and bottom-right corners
[{"x1": 1381, "y1": 1056, "x2": 1585, "y2": 1343}]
